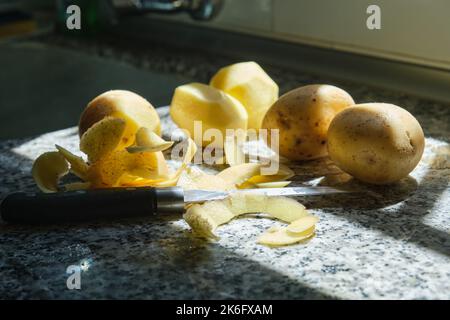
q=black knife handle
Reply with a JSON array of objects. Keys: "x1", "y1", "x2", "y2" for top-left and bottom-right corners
[{"x1": 0, "y1": 187, "x2": 185, "y2": 224}]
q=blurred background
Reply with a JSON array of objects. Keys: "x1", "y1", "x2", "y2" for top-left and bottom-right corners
[{"x1": 0, "y1": 0, "x2": 449, "y2": 139}]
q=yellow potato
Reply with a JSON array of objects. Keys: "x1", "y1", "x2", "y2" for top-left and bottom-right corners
[
  {"x1": 79, "y1": 90, "x2": 161, "y2": 148},
  {"x1": 210, "y1": 61, "x2": 279, "y2": 129},
  {"x1": 327, "y1": 103, "x2": 425, "y2": 184},
  {"x1": 79, "y1": 117, "x2": 126, "y2": 163},
  {"x1": 32, "y1": 152, "x2": 69, "y2": 193},
  {"x1": 169, "y1": 83, "x2": 248, "y2": 147},
  {"x1": 262, "y1": 84, "x2": 355, "y2": 160},
  {"x1": 223, "y1": 130, "x2": 247, "y2": 166}
]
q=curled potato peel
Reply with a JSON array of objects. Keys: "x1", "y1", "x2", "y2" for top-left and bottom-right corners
[
  {"x1": 258, "y1": 225, "x2": 315, "y2": 247},
  {"x1": 86, "y1": 149, "x2": 169, "y2": 188},
  {"x1": 80, "y1": 117, "x2": 126, "y2": 163},
  {"x1": 216, "y1": 163, "x2": 262, "y2": 186},
  {"x1": 183, "y1": 194, "x2": 310, "y2": 239},
  {"x1": 286, "y1": 216, "x2": 319, "y2": 233},
  {"x1": 237, "y1": 164, "x2": 294, "y2": 189},
  {"x1": 32, "y1": 151, "x2": 69, "y2": 193},
  {"x1": 55, "y1": 144, "x2": 89, "y2": 180},
  {"x1": 127, "y1": 127, "x2": 174, "y2": 153},
  {"x1": 177, "y1": 167, "x2": 235, "y2": 191}
]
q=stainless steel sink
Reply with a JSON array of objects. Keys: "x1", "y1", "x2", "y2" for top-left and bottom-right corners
[{"x1": 0, "y1": 41, "x2": 188, "y2": 139}]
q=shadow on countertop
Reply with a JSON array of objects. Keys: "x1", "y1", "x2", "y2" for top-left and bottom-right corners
[{"x1": 0, "y1": 135, "x2": 449, "y2": 298}]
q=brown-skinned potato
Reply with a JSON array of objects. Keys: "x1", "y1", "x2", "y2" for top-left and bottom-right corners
[
  {"x1": 262, "y1": 84, "x2": 355, "y2": 160},
  {"x1": 327, "y1": 103, "x2": 425, "y2": 184}
]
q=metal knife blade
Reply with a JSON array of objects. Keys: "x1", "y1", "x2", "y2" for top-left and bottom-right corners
[{"x1": 184, "y1": 186, "x2": 350, "y2": 203}]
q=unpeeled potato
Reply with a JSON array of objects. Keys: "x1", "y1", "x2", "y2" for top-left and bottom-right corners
[
  {"x1": 262, "y1": 84, "x2": 355, "y2": 160},
  {"x1": 79, "y1": 90, "x2": 161, "y2": 149},
  {"x1": 327, "y1": 103, "x2": 425, "y2": 184}
]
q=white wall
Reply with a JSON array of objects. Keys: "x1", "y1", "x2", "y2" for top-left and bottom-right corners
[{"x1": 153, "y1": 0, "x2": 450, "y2": 70}]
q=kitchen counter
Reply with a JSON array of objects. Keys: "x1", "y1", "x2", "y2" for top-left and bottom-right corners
[{"x1": 0, "y1": 34, "x2": 449, "y2": 299}]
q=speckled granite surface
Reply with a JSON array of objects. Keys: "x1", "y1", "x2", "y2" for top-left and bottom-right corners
[{"x1": 0, "y1": 36, "x2": 449, "y2": 299}]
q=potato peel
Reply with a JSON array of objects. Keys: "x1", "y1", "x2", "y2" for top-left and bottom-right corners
[
  {"x1": 238, "y1": 164, "x2": 294, "y2": 189},
  {"x1": 216, "y1": 162, "x2": 262, "y2": 186},
  {"x1": 80, "y1": 116, "x2": 126, "y2": 163},
  {"x1": 184, "y1": 201, "x2": 235, "y2": 239},
  {"x1": 171, "y1": 138, "x2": 198, "y2": 179},
  {"x1": 184, "y1": 194, "x2": 310, "y2": 239},
  {"x1": 32, "y1": 151, "x2": 69, "y2": 193},
  {"x1": 256, "y1": 181, "x2": 291, "y2": 188},
  {"x1": 63, "y1": 182, "x2": 91, "y2": 191},
  {"x1": 55, "y1": 144, "x2": 89, "y2": 180},
  {"x1": 286, "y1": 216, "x2": 319, "y2": 233},
  {"x1": 126, "y1": 127, "x2": 174, "y2": 153},
  {"x1": 177, "y1": 167, "x2": 235, "y2": 191},
  {"x1": 224, "y1": 131, "x2": 247, "y2": 166},
  {"x1": 258, "y1": 225, "x2": 315, "y2": 247}
]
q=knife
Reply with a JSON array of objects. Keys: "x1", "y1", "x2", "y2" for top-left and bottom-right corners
[{"x1": 0, "y1": 186, "x2": 348, "y2": 224}]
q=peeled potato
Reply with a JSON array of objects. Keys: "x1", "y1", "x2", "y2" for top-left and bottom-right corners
[
  {"x1": 262, "y1": 84, "x2": 355, "y2": 160},
  {"x1": 79, "y1": 90, "x2": 161, "y2": 149},
  {"x1": 223, "y1": 130, "x2": 247, "y2": 166},
  {"x1": 79, "y1": 117, "x2": 126, "y2": 163},
  {"x1": 32, "y1": 152, "x2": 69, "y2": 193},
  {"x1": 210, "y1": 61, "x2": 279, "y2": 129},
  {"x1": 126, "y1": 127, "x2": 174, "y2": 153},
  {"x1": 55, "y1": 144, "x2": 89, "y2": 180},
  {"x1": 169, "y1": 83, "x2": 248, "y2": 147}
]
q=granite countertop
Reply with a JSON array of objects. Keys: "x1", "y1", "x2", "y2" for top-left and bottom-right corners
[{"x1": 0, "y1": 35, "x2": 449, "y2": 299}]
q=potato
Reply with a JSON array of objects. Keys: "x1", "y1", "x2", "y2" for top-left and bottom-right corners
[
  {"x1": 79, "y1": 90, "x2": 161, "y2": 149},
  {"x1": 327, "y1": 103, "x2": 425, "y2": 184},
  {"x1": 170, "y1": 83, "x2": 248, "y2": 147},
  {"x1": 262, "y1": 84, "x2": 355, "y2": 160},
  {"x1": 210, "y1": 61, "x2": 279, "y2": 129}
]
